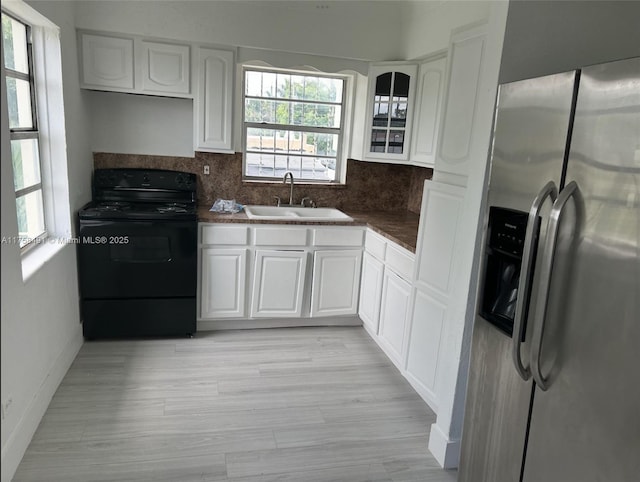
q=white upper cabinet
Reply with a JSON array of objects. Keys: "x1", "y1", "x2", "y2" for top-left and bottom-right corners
[
  {"x1": 140, "y1": 41, "x2": 191, "y2": 95},
  {"x1": 409, "y1": 54, "x2": 447, "y2": 168},
  {"x1": 80, "y1": 33, "x2": 134, "y2": 90},
  {"x1": 363, "y1": 63, "x2": 418, "y2": 163},
  {"x1": 79, "y1": 31, "x2": 191, "y2": 98},
  {"x1": 194, "y1": 47, "x2": 235, "y2": 153},
  {"x1": 436, "y1": 23, "x2": 487, "y2": 180}
]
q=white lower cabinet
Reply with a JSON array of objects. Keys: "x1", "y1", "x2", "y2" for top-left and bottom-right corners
[
  {"x1": 404, "y1": 289, "x2": 446, "y2": 408},
  {"x1": 358, "y1": 252, "x2": 384, "y2": 333},
  {"x1": 311, "y1": 250, "x2": 362, "y2": 317},
  {"x1": 200, "y1": 248, "x2": 247, "y2": 318},
  {"x1": 198, "y1": 224, "x2": 363, "y2": 323},
  {"x1": 250, "y1": 250, "x2": 308, "y2": 318},
  {"x1": 378, "y1": 268, "x2": 412, "y2": 368}
]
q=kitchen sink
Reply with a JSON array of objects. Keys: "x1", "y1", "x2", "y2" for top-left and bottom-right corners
[{"x1": 244, "y1": 205, "x2": 353, "y2": 222}]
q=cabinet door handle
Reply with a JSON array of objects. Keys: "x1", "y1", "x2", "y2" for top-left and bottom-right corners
[
  {"x1": 512, "y1": 181, "x2": 558, "y2": 381},
  {"x1": 530, "y1": 181, "x2": 580, "y2": 391}
]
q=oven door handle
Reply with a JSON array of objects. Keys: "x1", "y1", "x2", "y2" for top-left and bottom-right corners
[{"x1": 111, "y1": 257, "x2": 173, "y2": 263}]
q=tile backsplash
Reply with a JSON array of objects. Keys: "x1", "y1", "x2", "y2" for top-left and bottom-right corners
[{"x1": 94, "y1": 152, "x2": 432, "y2": 213}]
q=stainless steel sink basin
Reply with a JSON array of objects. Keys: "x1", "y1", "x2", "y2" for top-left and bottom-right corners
[{"x1": 244, "y1": 205, "x2": 353, "y2": 222}]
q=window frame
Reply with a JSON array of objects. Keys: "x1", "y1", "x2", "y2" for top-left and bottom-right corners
[
  {"x1": 241, "y1": 65, "x2": 348, "y2": 184},
  {"x1": 2, "y1": 11, "x2": 46, "y2": 251}
]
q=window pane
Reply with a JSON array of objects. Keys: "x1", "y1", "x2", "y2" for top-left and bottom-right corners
[
  {"x1": 10, "y1": 139, "x2": 41, "y2": 191},
  {"x1": 16, "y1": 189, "x2": 45, "y2": 248},
  {"x1": 2, "y1": 14, "x2": 29, "y2": 74},
  {"x1": 248, "y1": 128, "x2": 337, "y2": 157},
  {"x1": 247, "y1": 127, "x2": 276, "y2": 152},
  {"x1": 290, "y1": 75, "x2": 305, "y2": 100},
  {"x1": 261, "y1": 72, "x2": 276, "y2": 97},
  {"x1": 6, "y1": 77, "x2": 34, "y2": 129},
  {"x1": 244, "y1": 152, "x2": 334, "y2": 181},
  {"x1": 245, "y1": 70, "x2": 262, "y2": 96},
  {"x1": 318, "y1": 77, "x2": 342, "y2": 103}
]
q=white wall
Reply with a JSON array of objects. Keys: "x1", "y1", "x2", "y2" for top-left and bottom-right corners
[
  {"x1": 71, "y1": 0, "x2": 412, "y2": 157},
  {"x1": 402, "y1": 0, "x2": 491, "y2": 60},
  {"x1": 1, "y1": 2, "x2": 92, "y2": 480},
  {"x1": 499, "y1": 0, "x2": 640, "y2": 83},
  {"x1": 75, "y1": 0, "x2": 405, "y2": 61},
  {"x1": 87, "y1": 92, "x2": 194, "y2": 157}
]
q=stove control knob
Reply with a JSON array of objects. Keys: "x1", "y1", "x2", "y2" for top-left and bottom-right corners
[
  {"x1": 175, "y1": 174, "x2": 184, "y2": 186},
  {"x1": 143, "y1": 173, "x2": 150, "y2": 184}
]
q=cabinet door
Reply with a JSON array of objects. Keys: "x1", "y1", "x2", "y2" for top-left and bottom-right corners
[
  {"x1": 405, "y1": 289, "x2": 446, "y2": 407},
  {"x1": 364, "y1": 63, "x2": 418, "y2": 162},
  {"x1": 436, "y1": 23, "x2": 486, "y2": 178},
  {"x1": 200, "y1": 248, "x2": 247, "y2": 319},
  {"x1": 311, "y1": 250, "x2": 362, "y2": 317},
  {"x1": 251, "y1": 250, "x2": 307, "y2": 318},
  {"x1": 195, "y1": 47, "x2": 234, "y2": 152},
  {"x1": 80, "y1": 33, "x2": 134, "y2": 90},
  {"x1": 378, "y1": 269, "x2": 411, "y2": 367},
  {"x1": 359, "y1": 252, "x2": 384, "y2": 333},
  {"x1": 414, "y1": 180, "x2": 466, "y2": 298},
  {"x1": 141, "y1": 41, "x2": 190, "y2": 95},
  {"x1": 410, "y1": 55, "x2": 447, "y2": 167}
]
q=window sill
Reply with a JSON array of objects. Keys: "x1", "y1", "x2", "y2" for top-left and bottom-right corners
[
  {"x1": 21, "y1": 238, "x2": 67, "y2": 283},
  {"x1": 242, "y1": 180, "x2": 347, "y2": 189}
]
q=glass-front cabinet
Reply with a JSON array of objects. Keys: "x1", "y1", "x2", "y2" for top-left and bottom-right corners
[{"x1": 364, "y1": 63, "x2": 417, "y2": 162}]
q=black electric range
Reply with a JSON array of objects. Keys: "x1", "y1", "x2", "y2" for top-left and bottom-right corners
[{"x1": 77, "y1": 168, "x2": 198, "y2": 339}]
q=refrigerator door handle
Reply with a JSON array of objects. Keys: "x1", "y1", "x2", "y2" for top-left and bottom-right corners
[
  {"x1": 530, "y1": 181, "x2": 580, "y2": 391},
  {"x1": 512, "y1": 181, "x2": 558, "y2": 381}
]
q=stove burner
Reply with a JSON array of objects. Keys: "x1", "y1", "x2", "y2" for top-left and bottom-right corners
[{"x1": 157, "y1": 205, "x2": 188, "y2": 213}]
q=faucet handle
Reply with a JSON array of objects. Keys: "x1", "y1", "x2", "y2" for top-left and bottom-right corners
[
  {"x1": 273, "y1": 196, "x2": 281, "y2": 207},
  {"x1": 301, "y1": 197, "x2": 316, "y2": 208}
]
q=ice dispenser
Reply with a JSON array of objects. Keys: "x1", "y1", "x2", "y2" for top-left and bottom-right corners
[{"x1": 480, "y1": 207, "x2": 538, "y2": 337}]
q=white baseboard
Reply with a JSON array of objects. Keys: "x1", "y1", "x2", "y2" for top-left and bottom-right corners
[
  {"x1": 198, "y1": 315, "x2": 362, "y2": 331},
  {"x1": 428, "y1": 422, "x2": 461, "y2": 469},
  {"x1": 1, "y1": 327, "x2": 83, "y2": 482}
]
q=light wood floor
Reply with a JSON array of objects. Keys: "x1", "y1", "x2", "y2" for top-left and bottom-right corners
[{"x1": 13, "y1": 326, "x2": 457, "y2": 481}]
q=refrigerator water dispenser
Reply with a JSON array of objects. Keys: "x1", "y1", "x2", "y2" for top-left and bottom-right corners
[{"x1": 480, "y1": 207, "x2": 535, "y2": 337}]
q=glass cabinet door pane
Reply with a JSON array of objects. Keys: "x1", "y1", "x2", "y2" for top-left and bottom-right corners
[
  {"x1": 388, "y1": 130, "x2": 405, "y2": 154},
  {"x1": 375, "y1": 72, "x2": 392, "y2": 96},
  {"x1": 393, "y1": 72, "x2": 410, "y2": 97}
]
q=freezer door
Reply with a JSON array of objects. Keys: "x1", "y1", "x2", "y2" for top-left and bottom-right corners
[
  {"x1": 459, "y1": 71, "x2": 576, "y2": 482},
  {"x1": 523, "y1": 57, "x2": 640, "y2": 482}
]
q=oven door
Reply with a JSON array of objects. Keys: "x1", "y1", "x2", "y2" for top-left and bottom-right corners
[{"x1": 78, "y1": 219, "x2": 197, "y2": 299}]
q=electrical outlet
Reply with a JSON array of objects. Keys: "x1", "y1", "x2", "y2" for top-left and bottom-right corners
[{"x1": 204, "y1": 165, "x2": 210, "y2": 175}]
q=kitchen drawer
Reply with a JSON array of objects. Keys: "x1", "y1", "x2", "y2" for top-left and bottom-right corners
[
  {"x1": 312, "y1": 228, "x2": 364, "y2": 247},
  {"x1": 253, "y1": 227, "x2": 308, "y2": 246},
  {"x1": 386, "y1": 243, "x2": 414, "y2": 280},
  {"x1": 202, "y1": 225, "x2": 249, "y2": 245},
  {"x1": 365, "y1": 230, "x2": 387, "y2": 261}
]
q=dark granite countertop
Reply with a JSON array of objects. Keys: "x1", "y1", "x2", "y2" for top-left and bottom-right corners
[{"x1": 198, "y1": 207, "x2": 420, "y2": 253}]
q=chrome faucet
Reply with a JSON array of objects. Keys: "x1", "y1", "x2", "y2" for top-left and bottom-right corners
[{"x1": 283, "y1": 171, "x2": 294, "y2": 206}]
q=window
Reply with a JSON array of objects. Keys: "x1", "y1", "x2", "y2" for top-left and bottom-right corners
[
  {"x1": 243, "y1": 67, "x2": 346, "y2": 183},
  {"x1": 2, "y1": 12, "x2": 45, "y2": 249}
]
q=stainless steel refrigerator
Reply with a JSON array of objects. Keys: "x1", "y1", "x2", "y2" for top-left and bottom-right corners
[{"x1": 459, "y1": 57, "x2": 639, "y2": 482}]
